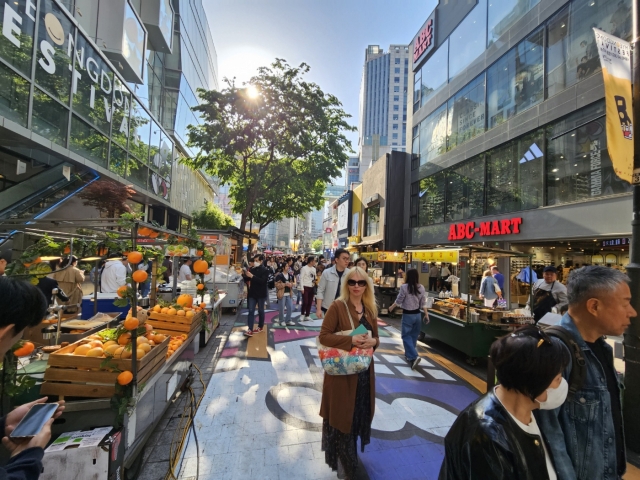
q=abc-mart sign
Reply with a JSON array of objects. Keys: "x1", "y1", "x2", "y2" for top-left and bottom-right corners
[{"x1": 2, "y1": 0, "x2": 138, "y2": 136}]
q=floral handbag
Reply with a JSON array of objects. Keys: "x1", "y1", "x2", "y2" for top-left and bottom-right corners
[{"x1": 316, "y1": 300, "x2": 374, "y2": 375}]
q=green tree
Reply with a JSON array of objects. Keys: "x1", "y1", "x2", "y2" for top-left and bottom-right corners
[
  {"x1": 192, "y1": 201, "x2": 235, "y2": 230},
  {"x1": 186, "y1": 59, "x2": 355, "y2": 232},
  {"x1": 311, "y1": 239, "x2": 323, "y2": 252}
]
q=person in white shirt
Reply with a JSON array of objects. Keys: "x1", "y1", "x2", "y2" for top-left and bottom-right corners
[
  {"x1": 177, "y1": 258, "x2": 193, "y2": 282},
  {"x1": 100, "y1": 256, "x2": 130, "y2": 293},
  {"x1": 316, "y1": 248, "x2": 350, "y2": 319},
  {"x1": 299, "y1": 256, "x2": 317, "y2": 321}
]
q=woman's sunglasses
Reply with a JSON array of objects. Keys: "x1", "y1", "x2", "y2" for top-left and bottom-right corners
[{"x1": 347, "y1": 280, "x2": 368, "y2": 287}]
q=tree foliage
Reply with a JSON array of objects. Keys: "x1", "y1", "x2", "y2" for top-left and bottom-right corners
[
  {"x1": 311, "y1": 239, "x2": 323, "y2": 252},
  {"x1": 78, "y1": 178, "x2": 135, "y2": 218},
  {"x1": 186, "y1": 59, "x2": 355, "y2": 231},
  {"x1": 192, "y1": 201, "x2": 235, "y2": 230}
]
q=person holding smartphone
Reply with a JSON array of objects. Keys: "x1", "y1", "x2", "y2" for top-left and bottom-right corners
[{"x1": 0, "y1": 277, "x2": 65, "y2": 479}]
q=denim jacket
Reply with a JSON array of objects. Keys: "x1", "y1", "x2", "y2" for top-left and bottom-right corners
[{"x1": 538, "y1": 313, "x2": 625, "y2": 480}]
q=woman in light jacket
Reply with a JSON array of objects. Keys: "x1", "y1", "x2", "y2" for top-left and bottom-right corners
[
  {"x1": 51, "y1": 256, "x2": 85, "y2": 313},
  {"x1": 389, "y1": 268, "x2": 429, "y2": 370},
  {"x1": 479, "y1": 269, "x2": 502, "y2": 308},
  {"x1": 319, "y1": 267, "x2": 379, "y2": 480}
]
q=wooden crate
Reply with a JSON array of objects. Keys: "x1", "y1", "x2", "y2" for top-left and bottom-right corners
[
  {"x1": 146, "y1": 310, "x2": 205, "y2": 336},
  {"x1": 40, "y1": 334, "x2": 170, "y2": 398}
]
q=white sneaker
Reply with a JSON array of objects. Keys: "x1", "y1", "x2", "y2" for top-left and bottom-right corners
[
  {"x1": 287, "y1": 320, "x2": 296, "y2": 326},
  {"x1": 300, "y1": 316, "x2": 307, "y2": 321}
]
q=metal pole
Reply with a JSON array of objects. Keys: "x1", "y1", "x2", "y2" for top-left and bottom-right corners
[
  {"x1": 93, "y1": 259, "x2": 99, "y2": 316},
  {"x1": 623, "y1": 1, "x2": 640, "y2": 452}
]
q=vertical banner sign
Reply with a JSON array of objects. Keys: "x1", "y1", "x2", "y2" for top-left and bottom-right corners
[{"x1": 593, "y1": 28, "x2": 635, "y2": 183}]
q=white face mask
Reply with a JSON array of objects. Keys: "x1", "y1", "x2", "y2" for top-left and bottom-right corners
[
  {"x1": 536, "y1": 377, "x2": 568, "y2": 410},
  {"x1": 254, "y1": 261, "x2": 261, "y2": 267}
]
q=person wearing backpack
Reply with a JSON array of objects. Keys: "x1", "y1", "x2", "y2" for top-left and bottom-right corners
[
  {"x1": 528, "y1": 266, "x2": 568, "y2": 322},
  {"x1": 538, "y1": 266, "x2": 636, "y2": 480},
  {"x1": 478, "y1": 270, "x2": 502, "y2": 307}
]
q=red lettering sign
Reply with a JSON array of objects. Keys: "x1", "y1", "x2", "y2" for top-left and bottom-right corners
[
  {"x1": 413, "y1": 19, "x2": 434, "y2": 63},
  {"x1": 447, "y1": 217, "x2": 524, "y2": 241}
]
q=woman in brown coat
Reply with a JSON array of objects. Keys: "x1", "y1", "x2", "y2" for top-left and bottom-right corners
[
  {"x1": 51, "y1": 256, "x2": 85, "y2": 313},
  {"x1": 319, "y1": 267, "x2": 379, "y2": 480}
]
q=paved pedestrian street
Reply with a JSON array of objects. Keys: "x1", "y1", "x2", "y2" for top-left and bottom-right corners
[{"x1": 172, "y1": 301, "x2": 483, "y2": 480}]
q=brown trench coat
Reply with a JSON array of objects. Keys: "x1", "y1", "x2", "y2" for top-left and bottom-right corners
[{"x1": 318, "y1": 300, "x2": 380, "y2": 434}]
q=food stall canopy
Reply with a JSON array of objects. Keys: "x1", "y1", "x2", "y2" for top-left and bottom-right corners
[
  {"x1": 410, "y1": 249, "x2": 459, "y2": 263},
  {"x1": 357, "y1": 238, "x2": 382, "y2": 246}
]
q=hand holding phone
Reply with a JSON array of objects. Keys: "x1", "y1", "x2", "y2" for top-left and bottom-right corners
[
  {"x1": 5, "y1": 398, "x2": 64, "y2": 438},
  {"x1": 9, "y1": 403, "x2": 59, "y2": 439},
  {"x1": 3, "y1": 418, "x2": 54, "y2": 457}
]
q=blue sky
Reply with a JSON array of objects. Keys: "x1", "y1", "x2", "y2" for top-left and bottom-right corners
[{"x1": 204, "y1": 0, "x2": 438, "y2": 182}]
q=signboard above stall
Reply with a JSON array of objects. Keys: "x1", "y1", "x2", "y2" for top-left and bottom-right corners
[
  {"x1": 412, "y1": 250, "x2": 459, "y2": 263},
  {"x1": 359, "y1": 252, "x2": 410, "y2": 262}
]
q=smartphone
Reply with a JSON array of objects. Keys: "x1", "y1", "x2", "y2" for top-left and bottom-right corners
[{"x1": 10, "y1": 403, "x2": 59, "y2": 439}]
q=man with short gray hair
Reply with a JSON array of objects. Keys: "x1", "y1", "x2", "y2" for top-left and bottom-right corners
[{"x1": 539, "y1": 266, "x2": 636, "y2": 480}]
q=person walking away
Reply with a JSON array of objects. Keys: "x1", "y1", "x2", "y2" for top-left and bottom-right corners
[
  {"x1": 440, "y1": 263, "x2": 451, "y2": 291},
  {"x1": 316, "y1": 248, "x2": 351, "y2": 319},
  {"x1": 300, "y1": 256, "x2": 317, "y2": 321},
  {"x1": 101, "y1": 255, "x2": 130, "y2": 293},
  {"x1": 177, "y1": 258, "x2": 193, "y2": 282},
  {"x1": 429, "y1": 263, "x2": 439, "y2": 291},
  {"x1": 241, "y1": 254, "x2": 270, "y2": 336},
  {"x1": 479, "y1": 270, "x2": 502, "y2": 307},
  {"x1": 389, "y1": 268, "x2": 429, "y2": 370},
  {"x1": 491, "y1": 266, "x2": 505, "y2": 292},
  {"x1": 538, "y1": 266, "x2": 636, "y2": 480},
  {"x1": 528, "y1": 266, "x2": 568, "y2": 322},
  {"x1": 440, "y1": 325, "x2": 570, "y2": 479},
  {"x1": 319, "y1": 267, "x2": 379, "y2": 480},
  {"x1": 50, "y1": 256, "x2": 85, "y2": 312},
  {"x1": 274, "y1": 266, "x2": 296, "y2": 326}
]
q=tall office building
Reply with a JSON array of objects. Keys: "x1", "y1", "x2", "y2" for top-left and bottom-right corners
[
  {"x1": 347, "y1": 156, "x2": 360, "y2": 185},
  {"x1": 358, "y1": 44, "x2": 410, "y2": 172}
]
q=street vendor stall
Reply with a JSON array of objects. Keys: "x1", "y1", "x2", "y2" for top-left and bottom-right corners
[
  {"x1": 0, "y1": 217, "x2": 215, "y2": 478},
  {"x1": 406, "y1": 246, "x2": 534, "y2": 363},
  {"x1": 361, "y1": 251, "x2": 410, "y2": 314}
]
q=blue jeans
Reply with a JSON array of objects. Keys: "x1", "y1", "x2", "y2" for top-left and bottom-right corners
[
  {"x1": 401, "y1": 313, "x2": 422, "y2": 361},
  {"x1": 294, "y1": 288, "x2": 302, "y2": 304},
  {"x1": 247, "y1": 296, "x2": 266, "y2": 330},
  {"x1": 278, "y1": 295, "x2": 293, "y2": 324}
]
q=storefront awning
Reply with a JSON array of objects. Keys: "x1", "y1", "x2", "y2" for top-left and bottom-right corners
[{"x1": 357, "y1": 238, "x2": 382, "y2": 246}]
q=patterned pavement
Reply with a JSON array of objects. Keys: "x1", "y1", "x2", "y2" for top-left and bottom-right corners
[{"x1": 174, "y1": 296, "x2": 482, "y2": 480}]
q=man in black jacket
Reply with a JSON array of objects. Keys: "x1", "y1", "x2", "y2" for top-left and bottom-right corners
[
  {"x1": 242, "y1": 254, "x2": 270, "y2": 337},
  {"x1": 0, "y1": 277, "x2": 65, "y2": 480}
]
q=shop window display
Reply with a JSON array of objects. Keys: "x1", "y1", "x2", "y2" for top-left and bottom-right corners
[
  {"x1": 488, "y1": 0, "x2": 540, "y2": 47},
  {"x1": 419, "y1": 104, "x2": 447, "y2": 166},
  {"x1": 487, "y1": 28, "x2": 543, "y2": 129},
  {"x1": 418, "y1": 172, "x2": 445, "y2": 226},
  {"x1": 446, "y1": 74, "x2": 485, "y2": 150},
  {"x1": 546, "y1": 117, "x2": 631, "y2": 205},
  {"x1": 448, "y1": 0, "x2": 487, "y2": 81},
  {"x1": 546, "y1": 0, "x2": 632, "y2": 98},
  {"x1": 420, "y1": 40, "x2": 448, "y2": 108},
  {"x1": 445, "y1": 156, "x2": 485, "y2": 221}
]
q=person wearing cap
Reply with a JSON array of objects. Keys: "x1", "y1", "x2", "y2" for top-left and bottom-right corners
[
  {"x1": 528, "y1": 266, "x2": 568, "y2": 321},
  {"x1": 100, "y1": 255, "x2": 130, "y2": 293}
]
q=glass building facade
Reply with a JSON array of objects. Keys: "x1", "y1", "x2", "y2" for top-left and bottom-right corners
[{"x1": 409, "y1": 0, "x2": 633, "y2": 230}]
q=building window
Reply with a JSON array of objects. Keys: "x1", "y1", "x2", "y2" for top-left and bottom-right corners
[
  {"x1": 392, "y1": 133, "x2": 398, "y2": 139},
  {"x1": 413, "y1": 68, "x2": 422, "y2": 113},
  {"x1": 447, "y1": 74, "x2": 486, "y2": 151},
  {"x1": 393, "y1": 105, "x2": 399, "y2": 111},
  {"x1": 445, "y1": 156, "x2": 486, "y2": 221},
  {"x1": 394, "y1": 95, "x2": 399, "y2": 101},
  {"x1": 393, "y1": 124, "x2": 398, "y2": 130},
  {"x1": 488, "y1": 0, "x2": 540, "y2": 47},
  {"x1": 395, "y1": 58, "x2": 400, "y2": 64},
  {"x1": 419, "y1": 104, "x2": 447, "y2": 166},
  {"x1": 0, "y1": 63, "x2": 29, "y2": 127},
  {"x1": 546, "y1": 0, "x2": 632, "y2": 98},
  {"x1": 404, "y1": 68, "x2": 409, "y2": 74},
  {"x1": 487, "y1": 28, "x2": 544, "y2": 129},
  {"x1": 420, "y1": 39, "x2": 449, "y2": 107},
  {"x1": 70, "y1": 115, "x2": 109, "y2": 168},
  {"x1": 405, "y1": 58, "x2": 409, "y2": 65},
  {"x1": 392, "y1": 142, "x2": 398, "y2": 146},
  {"x1": 393, "y1": 114, "x2": 399, "y2": 120},
  {"x1": 32, "y1": 89, "x2": 69, "y2": 147},
  {"x1": 395, "y1": 67, "x2": 400, "y2": 73},
  {"x1": 418, "y1": 173, "x2": 445, "y2": 226},
  {"x1": 394, "y1": 86, "x2": 400, "y2": 92},
  {"x1": 449, "y1": 0, "x2": 487, "y2": 81},
  {"x1": 366, "y1": 204, "x2": 380, "y2": 236},
  {"x1": 394, "y1": 77, "x2": 400, "y2": 83}
]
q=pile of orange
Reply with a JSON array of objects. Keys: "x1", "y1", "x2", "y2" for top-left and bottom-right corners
[
  {"x1": 166, "y1": 334, "x2": 188, "y2": 359},
  {"x1": 151, "y1": 302, "x2": 205, "y2": 316}
]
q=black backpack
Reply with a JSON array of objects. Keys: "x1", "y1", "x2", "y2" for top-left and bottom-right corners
[{"x1": 543, "y1": 326, "x2": 587, "y2": 402}]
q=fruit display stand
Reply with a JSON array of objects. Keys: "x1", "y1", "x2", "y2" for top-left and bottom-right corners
[
  {"x1": 146, "y1": 309, "x2": 205, "y2": 336},
  {"x1": 40, "y1": 333, "x2": 171, "y2": 398}
]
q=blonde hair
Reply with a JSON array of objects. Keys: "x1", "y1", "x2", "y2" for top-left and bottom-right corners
[
  {"x1": 336, "y1": 267, "x2": 378, "y2": 319},
  {"x1": 483, "y1": 269, "x2": 492, "y2": 277}
]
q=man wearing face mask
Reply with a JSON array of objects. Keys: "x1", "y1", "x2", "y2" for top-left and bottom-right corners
[
  {"x1": 242, "y1": 254, "x2": 270, "y2": 337},
  {"x1": 440, "y1": 325, "x2": 570, "y2": 479},
  {"x1": 538, "y1": 266, "x2": 636, "y2": 480}
]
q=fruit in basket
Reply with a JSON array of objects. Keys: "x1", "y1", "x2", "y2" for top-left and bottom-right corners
[
  {"x1": 177, "y1": 310, "x2": 185, "y2": 316},
  {"x1": 139, "y1": 342, "x2": 151, "y2": 354},
  {"x1": 117, "y1": 286, "x2": 128, "y2": 298},
  {"x1": 104, "y1": 344, "x2": 120, "y2": 356},
  {"x1": 127, "y1": 251, "x2": 143, "y2": 264},
  {"x1": 118, "y1": 333, "x2": 131, "y2": 346},
  {"x1": 153, "y1": 305, "x2": 162, "y2": 313},
  {"x1": 123, "y1": 318, "x2": 139, "y2": 330},
  {"x1": 103, "y1": 340, "x2": 117, "y2": 348},
  {"x1": 113, "y1": 346, "x2": 132, "y2": 359},
  {"x1": 89, "y1": 340, "x2": 103, "y2": 348},
  {"x1": 185, "y1": 310, "x2": 195, "y2": 318},
  {"x1": 86, "y1": 347, "x2": 104, "y2": 357},
  {"x1": 176, "y1": 294, "x2": 193, "y2": 308},
  {"x1": 136, "y1": 336, "x2": 149, "y2": 345},
  {"x1": 193, "y1": 260, "x2": 208, "y2": 273},
  {"x1": 13, "y1": 342, "x2": 35, "y2": 357},
  {"x1": 117, "y1": 371, "x2": 133, "y2": 385},
  {"x1": 136, "y1": 348, "x2": 146, "y2": 359},
  {"x1": 145, "y1": 323, "x2": 153, "y2": 333},
  {"x1": 152, "y1": 334, "x2": 166, "y2": 344},
  {"x1": 132, "y1": 270, "x2": 148, "y2": 283},
  {"x1": 161, "y1": 307, "x2": 169, "y2": 314},
  {"x1": 167, "y1": 308, "x2": 177, "y2": 315},
  {"x1": 74, "y1": 344, "x2": 92, "y2": 356}
]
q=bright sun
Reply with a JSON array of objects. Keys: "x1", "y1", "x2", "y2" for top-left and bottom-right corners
[{"x1": 246, "y1": 85, "x2": 260, "y2": 99}]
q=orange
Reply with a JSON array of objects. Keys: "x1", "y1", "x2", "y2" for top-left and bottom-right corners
[
  {"x1": 197, "y1": 284, "x2": 204, "y2": 290},
  {"x1": 176, "y1": 294, "x2": 193, "y2": 308},
  {"x1": 13, "y1": 342, "x2": 35, "y2": 357},
  {"x1": 73, "y1": 344, "x2": 91, "y2": 356},
  {"x1": 199, "y1": 303, "x2": 206, "y2": 308},
  {"x1": 117, "y1": 371, "x2": 133, "y2": 386},
  {"x1": 132, "y1": 270, "x2": 148, "y2": 283},
  {"x1": 123, "y1": 318, "x2": 139, "y2": 330},
  {"x1": 185, "y1": 310, "x2": 195, "y2": 318},
  {"x1": 205, "y1": 269, "x2": 211, "y2": 275},
  {"x1": 161, "y1": 307, "x2": 169, "y2": 314},
  {"x1": 117, "y1": 285, "x2": 128, "y2": 298},
  {"x1": 177, "y1": 310, "x2": 186, "y2": 316},
  {"x1": 127, "y1": 251, "x2": 143, "y2": 264},
  {"x1": 118, "y1": 333, "x2": 131, "y2": 345},
  {"x1": 193, "y1": 260, "x2": 208, "y2": 273},
  {"x1": 145, "y1": 323, "x2": 153, "y2": 333},
  {"x1": 167, "y1": 308, "x2": 177, "y2": 315},
  {"x1": 196, "y1": 250, "x2": 203, "y2": 256},
  {"x1": 153, "y1": 305, "x2": 162, "y2": 313}
]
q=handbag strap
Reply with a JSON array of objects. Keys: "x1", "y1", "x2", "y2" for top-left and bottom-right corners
[{"x1": 340, "y1": 299, "x2": 356, "y2": 330}]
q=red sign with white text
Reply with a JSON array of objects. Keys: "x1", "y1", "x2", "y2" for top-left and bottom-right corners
[
  {"x1": 413, "y1": 19, "x2": 434, "y2": 63},
  {"x1": 448, "y1": 217, "x2": 523, "y2": 241}
]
